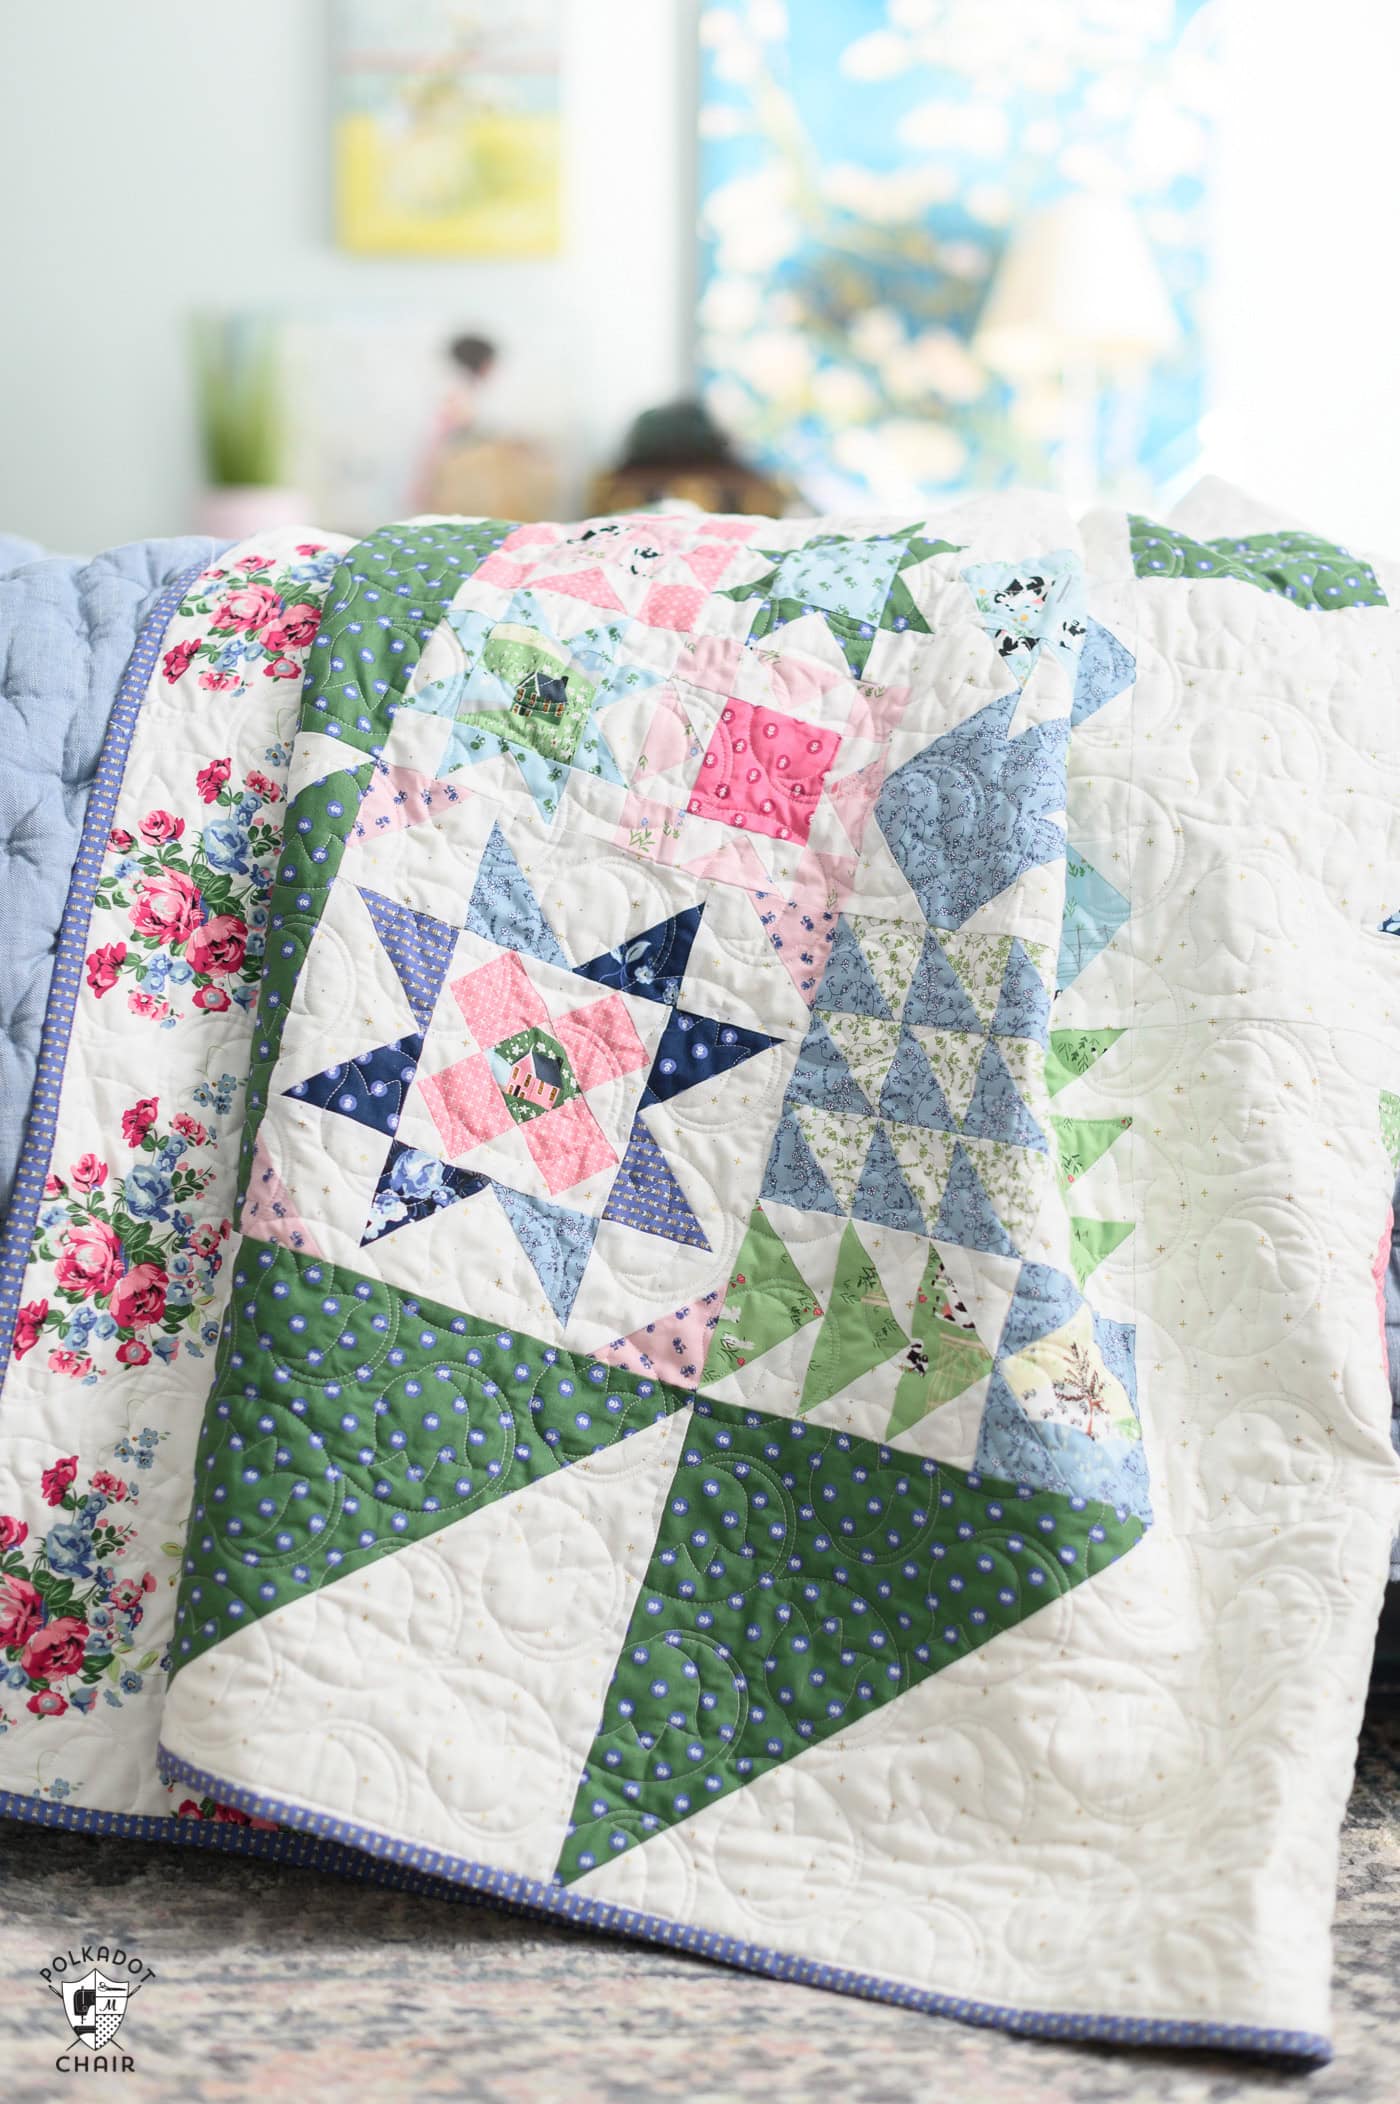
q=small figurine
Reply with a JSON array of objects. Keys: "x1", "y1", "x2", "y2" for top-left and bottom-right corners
[
  {"x1": 415, "y1": 332, "x2": 557, "y2": 521},
  {"x1": 588, "y1": 398, "x2": 793, "y2": 517}
]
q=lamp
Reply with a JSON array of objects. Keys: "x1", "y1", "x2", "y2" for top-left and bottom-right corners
[{"x1": 973, "y1": 191, "x2": 1181, "y2": 503}]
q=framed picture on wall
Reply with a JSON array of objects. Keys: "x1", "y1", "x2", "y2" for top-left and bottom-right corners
[
  {"x1": 333, "y1": 0, "x2": 562, "y2": 257},
  {"x1": 696, "y1": 0, "x2": 1216, "y2": 510}
]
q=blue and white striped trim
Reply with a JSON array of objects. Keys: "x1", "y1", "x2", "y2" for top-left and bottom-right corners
[
  {"x1": 0, "y1": 561, "x2": 207, "y2": 1388},
  {"x1": 0, "y1": 1785, "x2": 486, "y2": 1896},
  {"x1": 148, "y1": 1746, "x2": 1332, "y2": 2064}
]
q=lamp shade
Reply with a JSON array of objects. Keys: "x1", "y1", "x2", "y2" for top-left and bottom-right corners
[{"x1": 973, "y1": 191, "x2": 1181, "y2": 379}]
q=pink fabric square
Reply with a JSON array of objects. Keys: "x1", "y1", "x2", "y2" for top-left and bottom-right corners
[
  {"x1": 681, "y1": 635, "x2": 750, "y2": 696},
  {"x1": 352, "y1": 763, "x2": 464, "y2": 842},
  {"x1": 240, "y1": 1134, "x2": 324, "y2": 1257},
  {"x1": 591, "y1": 1290, "x2": 722, "y2": 1388},
  {"x1": 687, "y1": 698, "x2": 841, "y2": 845},
  {"x1": 451, "y1": 951, "x2": 549, "y2": 1048},
  {"x1": 824, "y1": 758, "x2": 887, "y2": 854},
  {"x1": 638, "y1": 581, "x2": 707, "y2": 633},
  {"x1": 613, "y1": 790, "x2": 686, "y2": 867},
  {"x1": 678, "y1": 827, "x2": 770, "y2": 892},
  {"x1": 502, "y1": 522, "x2": 562, "y2": 551},
  {"x1": 553, "y1": 994, "x2": 650, "y2": 1092},
  {"x1": 635, "y1": 686, "x2": 699, "y2": 779},
  {"x1": 697, "y1": 518, "x2": 758, "y2": 541},
  {"x1": 683, "y1": 540, "x2": 744, "y2": 590},
  {"x1": 419, "y1": 1052, "x2": 515, "y2": 1156},
  {"x1": 523, "y1": 1093, "x2": 616, "y2": 1195},
  {"x1": 471, "y1": 552, "x2": 536, "y2": 592},
  {"x1": 768, "y1": 651, "x2": 846, "y2": 717},
  {"x1": 846, "y1": 679, "x2": 913, "y2": 743},
  {"x1": 526, "y1": 565, "x2": 626, "y2": 611}
]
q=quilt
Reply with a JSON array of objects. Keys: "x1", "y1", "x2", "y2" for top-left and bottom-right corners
[{"x1": 2, "y1": 497, "x2": 1398, "y2": 2061}]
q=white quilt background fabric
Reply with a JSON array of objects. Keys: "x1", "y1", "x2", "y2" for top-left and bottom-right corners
[
  {"x1": 156, "y1": 494, "x2": 1400, "y2": 2045},
  {"x1": 562, "y1": 504, "x2": 1400, "y2": 2033}
]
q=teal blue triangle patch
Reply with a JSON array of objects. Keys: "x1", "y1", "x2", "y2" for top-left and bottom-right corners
[
  {"x1": 493, "y1": 1184, "x2": 600, "y2": 1323},
  {"x1": 962, "y1": 1041, "x2": 1047, "y2": 1151},
  {"x1": 852, "y1": 1124, "x2": 927, "y2": 1235},
  {"x1": 878, "y1": 1030, "x2": 956, "y2": 1132},
  {"x1": 760, "y1": 1105, "x2": 842, "y2": 1214},
  {"x1": 465, "y1": 821, "x2": 569, "y2": 970},
  {"x1": 1072, "y1": 617, "x2": 1135, "y2": 728},
  {"x1": 933, "y1": 1142, "x2": 1018, "y2": 1257},
  {"x1": 904, "y1": 932, "x2": 982, "y2": 1032},
  {"x1": 991, "y1": 938, "x2": 1050, "y2": 1041},
  {"x1": 786, "y1": 1014, "x2": 875, "y2": 1117},
  {"x1": 1057, "y1": 848, "x2": 1130, "y2": 991},
  {"x1": 813, "y1": 916, "x2": 891, "y2": 1019}
]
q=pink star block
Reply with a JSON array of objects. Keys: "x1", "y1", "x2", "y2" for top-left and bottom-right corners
[
  {"x1": 553, "y1": 993, "x2": 650, "y2": 1092},
  {"x1": 352, "y1": 763, "x2": 464, "y2": 842},
  {"x1": 638, "y1": 581, "x2": 708, "y2": 633},
  {"x1": 687, "y1": 698, "x2": 842, "y2": 845},
  {"x1": 240, "y1": 1134, "x2": 324, "y2": 1257},
  {"x1": 451, "y1": 950, "x2": 549, "y2": 1048},
  {"x1": 419, "y1": 1053, "x2": 515, "y2": 1157},
  {"x1": 592, "y1": 1291, "x2": 722, "y2": 1388},
  {"x1": 526, "y1": 565, "x2": 626, "y2": 612},
  {"x1": 523, "y1": 1093, "x2": 616, "y2": 1195}
]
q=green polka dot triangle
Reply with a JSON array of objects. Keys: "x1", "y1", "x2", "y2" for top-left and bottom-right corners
[
  {"x1": 1129, "y1": 516, "x2": 1386, "y2": 610},
  {"x1": 719, "y1": 527, "x2": 964, "y2": 678},
  {"x1": 556, "y1": 1396, "x2": 1144, "y2": 1884},
  {"x1": 169, "y1": 1242, "x2": 691, "y2": 1671}
]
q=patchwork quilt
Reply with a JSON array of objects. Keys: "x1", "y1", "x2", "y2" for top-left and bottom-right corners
[{"x1": 1, "y1": 496, "x2": 1397, "y2": 2062}]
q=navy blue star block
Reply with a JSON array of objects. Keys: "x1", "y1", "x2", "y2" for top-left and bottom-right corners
[
  {"x1": 284, "y1": 1034, "x2": 423, "y2": 1137},
  {"x1": 642, "y1": 1010, "x2": 779, "y2": 1108},
  {"x1": 575, "y1": 905, "x2": 703, "y2": 1007},
  {"x1": 361, "y1": 1141, "x2": 488, "y2": 1244}
]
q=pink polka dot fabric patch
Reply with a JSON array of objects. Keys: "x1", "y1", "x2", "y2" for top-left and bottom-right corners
[
  {"x1": 687, "y1": 698, "x2": 842, "y2": 845},
  {"x1": 451, "y1": 951, "x2": 549, "y2": 1047},
  {"x1": 638, "y1": 581, "x2": 709, "y2": 633},
  {"x1": 419, "y1": 1052, "x2": 515, "y2": 1156},
  {"x1": 522, "y1": 1091, "x2": 617, "y2": 1194}
]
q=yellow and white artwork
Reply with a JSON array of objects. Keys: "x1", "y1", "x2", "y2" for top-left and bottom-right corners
[{"x1": 334, "y1": 0, "x2": 561, "y2": 257}]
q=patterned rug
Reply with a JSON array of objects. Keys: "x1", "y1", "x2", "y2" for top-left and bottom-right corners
[{"x1": 2, "y1": 1714, "x2": 1396, "y2": 2102}]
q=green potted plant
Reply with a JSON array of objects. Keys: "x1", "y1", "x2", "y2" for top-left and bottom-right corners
[{"x1": 191, "y1": 315, "x2": 310, "y2": 539}]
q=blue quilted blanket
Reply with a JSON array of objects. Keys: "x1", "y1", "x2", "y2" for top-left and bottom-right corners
[{"x1": 0, "y1": 536, "x2": 225, "y2": 1215}]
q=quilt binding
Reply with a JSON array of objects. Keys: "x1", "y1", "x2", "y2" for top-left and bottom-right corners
[
  {"x1": 0, "y1": 537, "x2": 1330, "y2": 2067},
  {"x1": 0, "y1": 561, "x2": 209, "y2": 1382},
  {"x1": 138, "y1": 1749, "x2": 1326, "y2": 2062}
]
